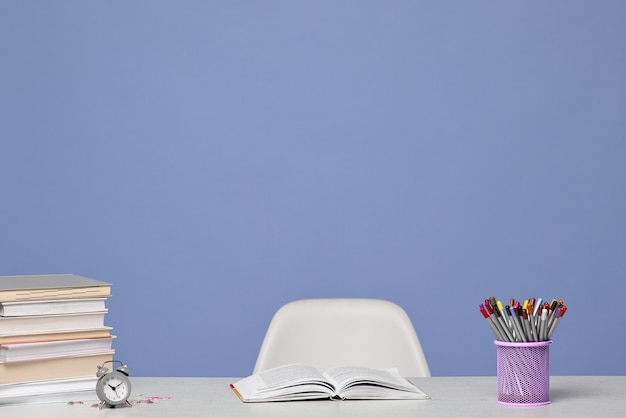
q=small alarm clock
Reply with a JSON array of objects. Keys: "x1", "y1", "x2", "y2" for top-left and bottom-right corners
[{"x1": 96, "y1": 360, "x2": 132, "y2": 409}]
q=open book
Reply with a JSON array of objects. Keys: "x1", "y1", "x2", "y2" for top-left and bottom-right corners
[{"x1": 230, "y1": 364, "x2": 429, "y2": 402}]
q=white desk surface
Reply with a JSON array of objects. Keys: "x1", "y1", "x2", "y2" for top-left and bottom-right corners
[{"x1": 1, "y1": 376, "x2": 624, "y2": 417}]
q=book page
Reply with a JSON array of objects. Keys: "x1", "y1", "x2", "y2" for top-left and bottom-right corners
[
  {"x1": 323, "y1": 366, "x2": 429, "y2": 399},
  {"x1": 231, "y1": 364, "x2": 335, "y2": 402},
  {"x1": 258, "y1": 364, "x2": 327, "y2": 389}
]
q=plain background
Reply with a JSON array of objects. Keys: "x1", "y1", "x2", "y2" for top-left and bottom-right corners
[{"x1": 1, "y1": 1, "x2": 625, "y2": 377}]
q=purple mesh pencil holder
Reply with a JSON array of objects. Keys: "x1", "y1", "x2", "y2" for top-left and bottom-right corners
[{"x1": 494, "y1": 340, "x2": 552, "y2": 406}]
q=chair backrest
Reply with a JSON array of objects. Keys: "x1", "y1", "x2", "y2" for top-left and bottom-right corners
[{"x1": 253, "y1": 298, "x2": 431, "y2": 377}]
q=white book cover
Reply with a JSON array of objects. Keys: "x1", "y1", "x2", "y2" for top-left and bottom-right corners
[
  {"x1": 0, "y1": 298, "x2": 108, "y2": 317},
  {"x1": 0, "y1": 311, "x2": 107, "y2": 335},
  {"x1": 0, "y1": 336, "x2": 115, "y2": 362},
  {"x1": 0, "y1": 376, "x2": 98, "y2": 405}
]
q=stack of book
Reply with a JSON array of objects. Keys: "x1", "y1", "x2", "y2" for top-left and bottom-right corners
[{"x1": 0, "y1": 274, "x2": 114, "y2": 405}]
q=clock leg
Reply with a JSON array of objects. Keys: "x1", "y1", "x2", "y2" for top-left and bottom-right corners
[{"x1": 98, "y1": 400, "x2": 132, "y2": 409}]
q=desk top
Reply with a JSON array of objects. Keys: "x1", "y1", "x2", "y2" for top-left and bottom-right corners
[{"x1": 1, "y1": 376, "x2": 624, "y2": 417}]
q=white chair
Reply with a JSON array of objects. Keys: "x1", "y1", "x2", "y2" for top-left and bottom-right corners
[{"x1": 253, "y1": 298, "x2": 431, "y2": 377}]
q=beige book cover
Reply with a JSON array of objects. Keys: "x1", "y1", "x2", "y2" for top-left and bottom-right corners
[
  {"x1": 0, "y1": 274, "x2": 111, "y2": 302},
  {"x1": 0, "y1": 352, "x2": 113, "y2": 384}
]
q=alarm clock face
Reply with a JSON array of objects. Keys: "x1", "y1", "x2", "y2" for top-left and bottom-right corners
[{"x1": 97, "y1": 371, "x2": 132, "y2": 405}]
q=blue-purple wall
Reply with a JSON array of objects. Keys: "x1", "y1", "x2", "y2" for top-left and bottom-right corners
[{"x1": 2, "y1": 1, "x2": 625, "y2": 376}]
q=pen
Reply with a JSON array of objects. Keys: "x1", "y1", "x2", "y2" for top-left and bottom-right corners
[
  {"x1": 495, "y1": 300, "x2": 508, "y2": 327},
  {"x1": 480, "y1": 304, "x2": 504, "y2": 341},
  {"x1": 549, "y1": 299, "x2": 558, "y2": 314},
  {"x1": 522, "y1": 308, "x2": 534, "y2": 342},
  {"x1": 489, "y1": 301, "x2": 513, "y2": 342},
  {"x1": 546, "y1": 305, "x2": 560, "y2": 338},
  {"x1": 485, "y1": 301, "x2": 511, "y2": 342},
  {"x1": 514, "y1": 303, "x2": 525, "y2": 341},
  {"x1": 539, "y1": 303, "x2": 550, "y2": 341},
  {"x1": 548, "y1": 305, "x2": 567, "y2": 339},
  {"x1": 527, "y1": 307, "x2": 539, "y2": 342},
  {"x1": 497, "y1": 300, "x2": 505, "y2": 315},
  {"x1": 546, "y1": 302, "x2": 559, "y2": 331},
  {"x1": 535, "y1": 298, "x2": 543, "y2": 317},
  {"x1": 508, "y1": 305, "x2": 527, "y2": 342}
]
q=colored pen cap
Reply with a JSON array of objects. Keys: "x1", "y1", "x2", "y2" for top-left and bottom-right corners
[
  {"x1": 550, "y1": 299, "x2": 558, "y2": 311},
  {"x1": 553, "y1": 306, "x2": 562, "y2": 318},
  {"x1": 496, "y1": 300, "x2": 504, "y2": 313},
  {"x1": 485, "y1": 303, "x2": 493, "y2": 315}
]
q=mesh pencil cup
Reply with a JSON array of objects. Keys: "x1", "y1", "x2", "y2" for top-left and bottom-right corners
[{"x1": 494, "y1": 340, "x2": 552, "y2": 406}]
